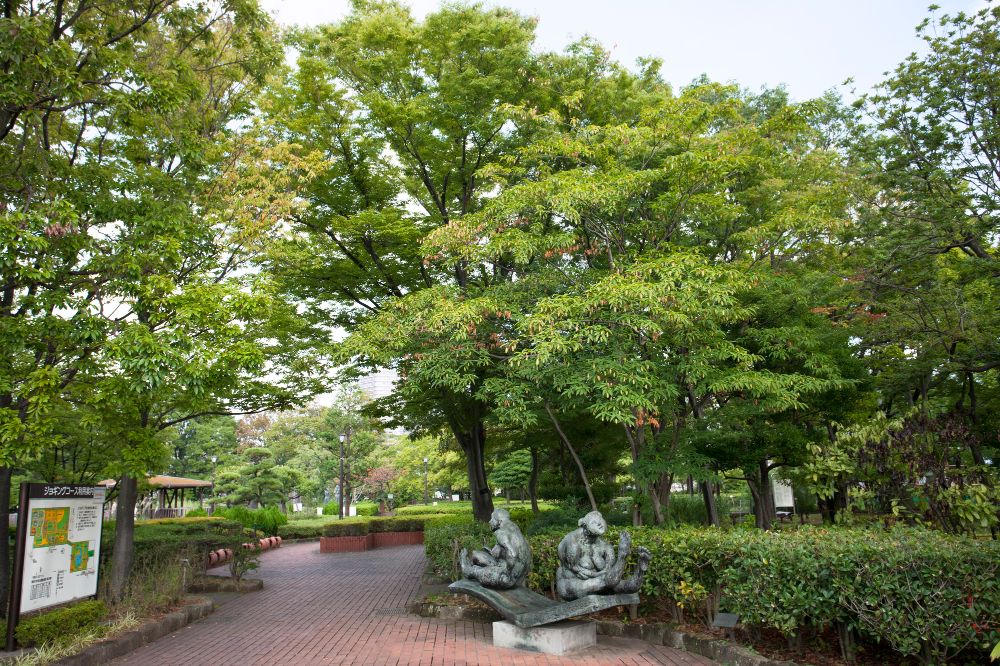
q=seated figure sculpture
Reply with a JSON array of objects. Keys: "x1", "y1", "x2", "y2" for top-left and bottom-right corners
[
  {"x1": 459, "y1": 508, "x2": 531, "y2": 589},
  {"x1": 555, "y1": 510, "x2": 651, "y2": 601}
]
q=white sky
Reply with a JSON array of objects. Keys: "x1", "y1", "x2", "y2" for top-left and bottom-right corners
[{"x1": 259, "y1": 0, "x2": 988, "y2": 101}]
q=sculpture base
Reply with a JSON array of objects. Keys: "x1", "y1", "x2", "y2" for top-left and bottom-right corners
[
  {"x1": 449, "y1": 579, "x2": 638, "y2": 628},
  {"x1": 493, "y1": 620, "x2": 596, "y2": 655}
]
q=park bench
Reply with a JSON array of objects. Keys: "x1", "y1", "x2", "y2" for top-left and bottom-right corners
[
  {"x1": 729, "y1": 509, "x2": 751, "y2": 524},
  {"x1": 449, "y1": 579, "x2": 638, "y2": 628}
]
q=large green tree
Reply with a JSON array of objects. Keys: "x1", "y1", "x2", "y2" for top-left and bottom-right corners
[
  {"x1": 838, "y1": 4, "x2": 1000, "y2": 518},
  {"x1": 424, "y1": 81, "x2": 856, "y2": 525},
  {"x1": 0, "y1": 0, "x2": 217, "y2": 611},
  {"x1": 267, "y1": 1, "x2": 558, "y2": 521},
  {"x1": 3, "y1": 0, "x2": 329, "y2": 600},
  {"x1": 850, "y1": 4, "x2": 999, "y2": 434}
]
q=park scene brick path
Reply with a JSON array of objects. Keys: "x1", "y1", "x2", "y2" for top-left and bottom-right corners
[{"x1": 110, "y1": 542, "x2": 716, "y2": 665}]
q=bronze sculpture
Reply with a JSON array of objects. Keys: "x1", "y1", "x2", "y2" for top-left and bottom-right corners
[
  {"x1": 449, "y1": 509, "x2": 651, "y2": 630},
  {"x1": 555, "y1": 510, "x2": 651, "y2": 600},
  {"x1": 459, "y1": 508, "x2": 531, "y2": 589}
]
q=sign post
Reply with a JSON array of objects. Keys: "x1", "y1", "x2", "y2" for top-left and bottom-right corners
[{"x1": 5, "y1": 484, "x2": 106, "y2": 651}]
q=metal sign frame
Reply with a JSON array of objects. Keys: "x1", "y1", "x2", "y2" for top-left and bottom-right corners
[{"x1": 5, "y1": 483, "x2": 106, "y2": 651}]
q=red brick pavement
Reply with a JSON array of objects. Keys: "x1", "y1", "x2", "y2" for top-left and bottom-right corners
[{"x1": 110, "y1": 542, "x2": 716, "y2": 666}]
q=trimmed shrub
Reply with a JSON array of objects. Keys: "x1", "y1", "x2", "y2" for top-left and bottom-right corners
[
  {"x1": 216, "y1": 506, "x2": 288, "y2": 536},
  {"x1": 422, "y1": 516, "x2": 491, "y2": 581},
  {"x1": 280, "y1": 513, "x2": 447, "y2": 539},
  {"x1": 395, "y1": 501, "x2": 559, "y2": 517},
  {"x1": 9, "y1": 600, "x2": 107, "y2": 647},
  {"x1": 185, "y1": 508, "x2": 208, "y2": 518},
  {"x1": 321, "y1": 501, "x2": 379, "y2": 517},
  {"x1": 278, "y1": 522, "x2": 325, "y2": 539},
  {"x1": 840, "y1": 529, "x2": 1000, "y2": 663},
  {"x1": 396, "y1": 502, "x2": 474, "y2": 516},
  {"x1": 423, "y1": 521, "x2": 1000, "y2": 663},
  {"x1": 322, "y1": 519, "x2": 370, "y2": 537},
  {"x1": 369, "y1": 517, "x2": 430, "y2": 532},
  {"x1": 523, "y1": 507, "x2": 578, "y2": 535}
]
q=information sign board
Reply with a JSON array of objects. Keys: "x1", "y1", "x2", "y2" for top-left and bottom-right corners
[{"x1": 16, "y1": 485, "x2": 105, "y2": 614}]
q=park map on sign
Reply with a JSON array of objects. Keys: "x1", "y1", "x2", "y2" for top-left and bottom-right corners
[
  {"x1": 30, "y1": 507, "x2": 69, "y2": 548},
  {"x1": 70, "y1": 541, "x2": 91, "y2": 572}
]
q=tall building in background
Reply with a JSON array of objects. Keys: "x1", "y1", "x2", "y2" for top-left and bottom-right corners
[
  {"x1": 356, "y1": 368, "x2": 407, "y2": 435},
  {"x1": 356, "y1": 367, "x2": 398, "y2": 403}
]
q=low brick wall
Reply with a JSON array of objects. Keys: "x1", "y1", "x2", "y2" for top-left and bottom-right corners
[
  {"x1": 320, "y1": 531, "x2": 424, "y2": 553},
  {"x1": 372, "y1": 531, "x2": 424, "y2": 548}
]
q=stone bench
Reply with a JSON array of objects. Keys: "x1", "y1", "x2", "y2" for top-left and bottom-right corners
[{"x1": 448, "y1": 579, "x2": 638, "y2": 629}]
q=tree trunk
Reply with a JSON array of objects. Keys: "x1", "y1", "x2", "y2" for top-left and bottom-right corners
[
  {"x1": 821, "y1": 480, "x2": 849, "y2": 524},
  {"x1": 701, "y1": 478, "x2": 720, "y2": 526},
  {"x1": 455, "y1": 421, "x2": 493, "y2": 522},
  {"x1": 656, "y1": 474, "x2": 671, "y2": 505},
  {"x1": 747, "y1": 478, "x2": 772, "y2": 530},
  {"x1": 649, "y1": 483, "x2": 664, "y2": 525},
  {"x1": 762, "y1": 463, "x2": 776, "y2": 520},
  {"x1": 656, "y1": 473, "x2": 673, "y2": 523},
  {"x1": 837, "y1": 620, "x2": 857, "y2": 664},
  {"x1": 0, "y1": 467, "x2": 10, "y2": 617},
  {"x1": 109, "y1": 474, "x2": 138, "y2": 602},
  {"x1": 528, "y1": 447, "x2": 539, "y2": 513},
  {"x1": 819, "y1": 495, "x2": 835, "y2": 524},
  {"x1": 748, "y1": 461, "x2": 775, "y2": 530},
  {"x1": 648, "y1": 473, "x2": 672, "y2": 525},
  {"x1": 544, "y1": 402, "x2": 598, "y2": 511}
]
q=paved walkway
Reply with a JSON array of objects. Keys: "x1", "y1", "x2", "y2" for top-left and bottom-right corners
[{"x1": 110, "y1": 542, "x2": 716, "y2": 665}]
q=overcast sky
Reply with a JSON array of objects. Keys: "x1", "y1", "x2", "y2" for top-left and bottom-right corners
[{"x1": 258, "y1": 0, "x2": 988, "y2": 101}]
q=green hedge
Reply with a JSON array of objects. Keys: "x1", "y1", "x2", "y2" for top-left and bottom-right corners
[
  {"x1": 277, "y1": 522, "x2": 328, "y2": 539},
  {"x1": 0, "y1": 600, "x2": 107, "y2": 647},
  {"x1": 396, "y1": 502, "x2": 475, "y2": 516},
  {"x1": 395, "y1": 501, "x2": 558, "y2": 517},
  {"x1": 321, "y1": 501, "x2": 379, "y2": 517},
  {"x1": 105, "y1": 516, "x2": 244, "y2": 581},
  {"x1": 355, "y1": 501, "x2": 378, "y2": 516},
  {"x1": 277, "y1": 514, "x2": 446, "y2": 539},
  {"x1": 322, "y1": 517, "x2": 371, "y2": 537},
  {"x1": 425, "y1": 521, "x2": 1000, "y2": 664}
]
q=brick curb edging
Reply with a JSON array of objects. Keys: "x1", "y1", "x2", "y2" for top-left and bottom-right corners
[
  {"x1": 54, "y1": 596, "x2": 215, "y2": 666},
  {"x1": 409, "y1": 601, "x2": 797, "y2": 666}
]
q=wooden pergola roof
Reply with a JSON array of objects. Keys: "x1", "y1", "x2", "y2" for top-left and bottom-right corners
[{"x1": 98, "y1": 474, "x2": 213, "y2": 489}]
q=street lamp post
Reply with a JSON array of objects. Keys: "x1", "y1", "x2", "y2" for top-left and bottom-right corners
[
  {"x1": 209, "y1": 455, "x2": 217, "y2": 515},
  {"x1": 338, "y1": 434, "x2": 346, "y2": 519},
  {"x1": 423, "y1": 457, "x2": 429, "y2": 505}
]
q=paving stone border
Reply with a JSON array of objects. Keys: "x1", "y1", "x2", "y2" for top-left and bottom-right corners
[
  {"x1": 189, "y1": 575, "x2": 264, "y2": 593},
  {"x1": 409, "y1": 600, "x2": 797, "y2": 666},
  {"x1": 54, "y1": 596, "x2": 215, "y2": 666}
]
